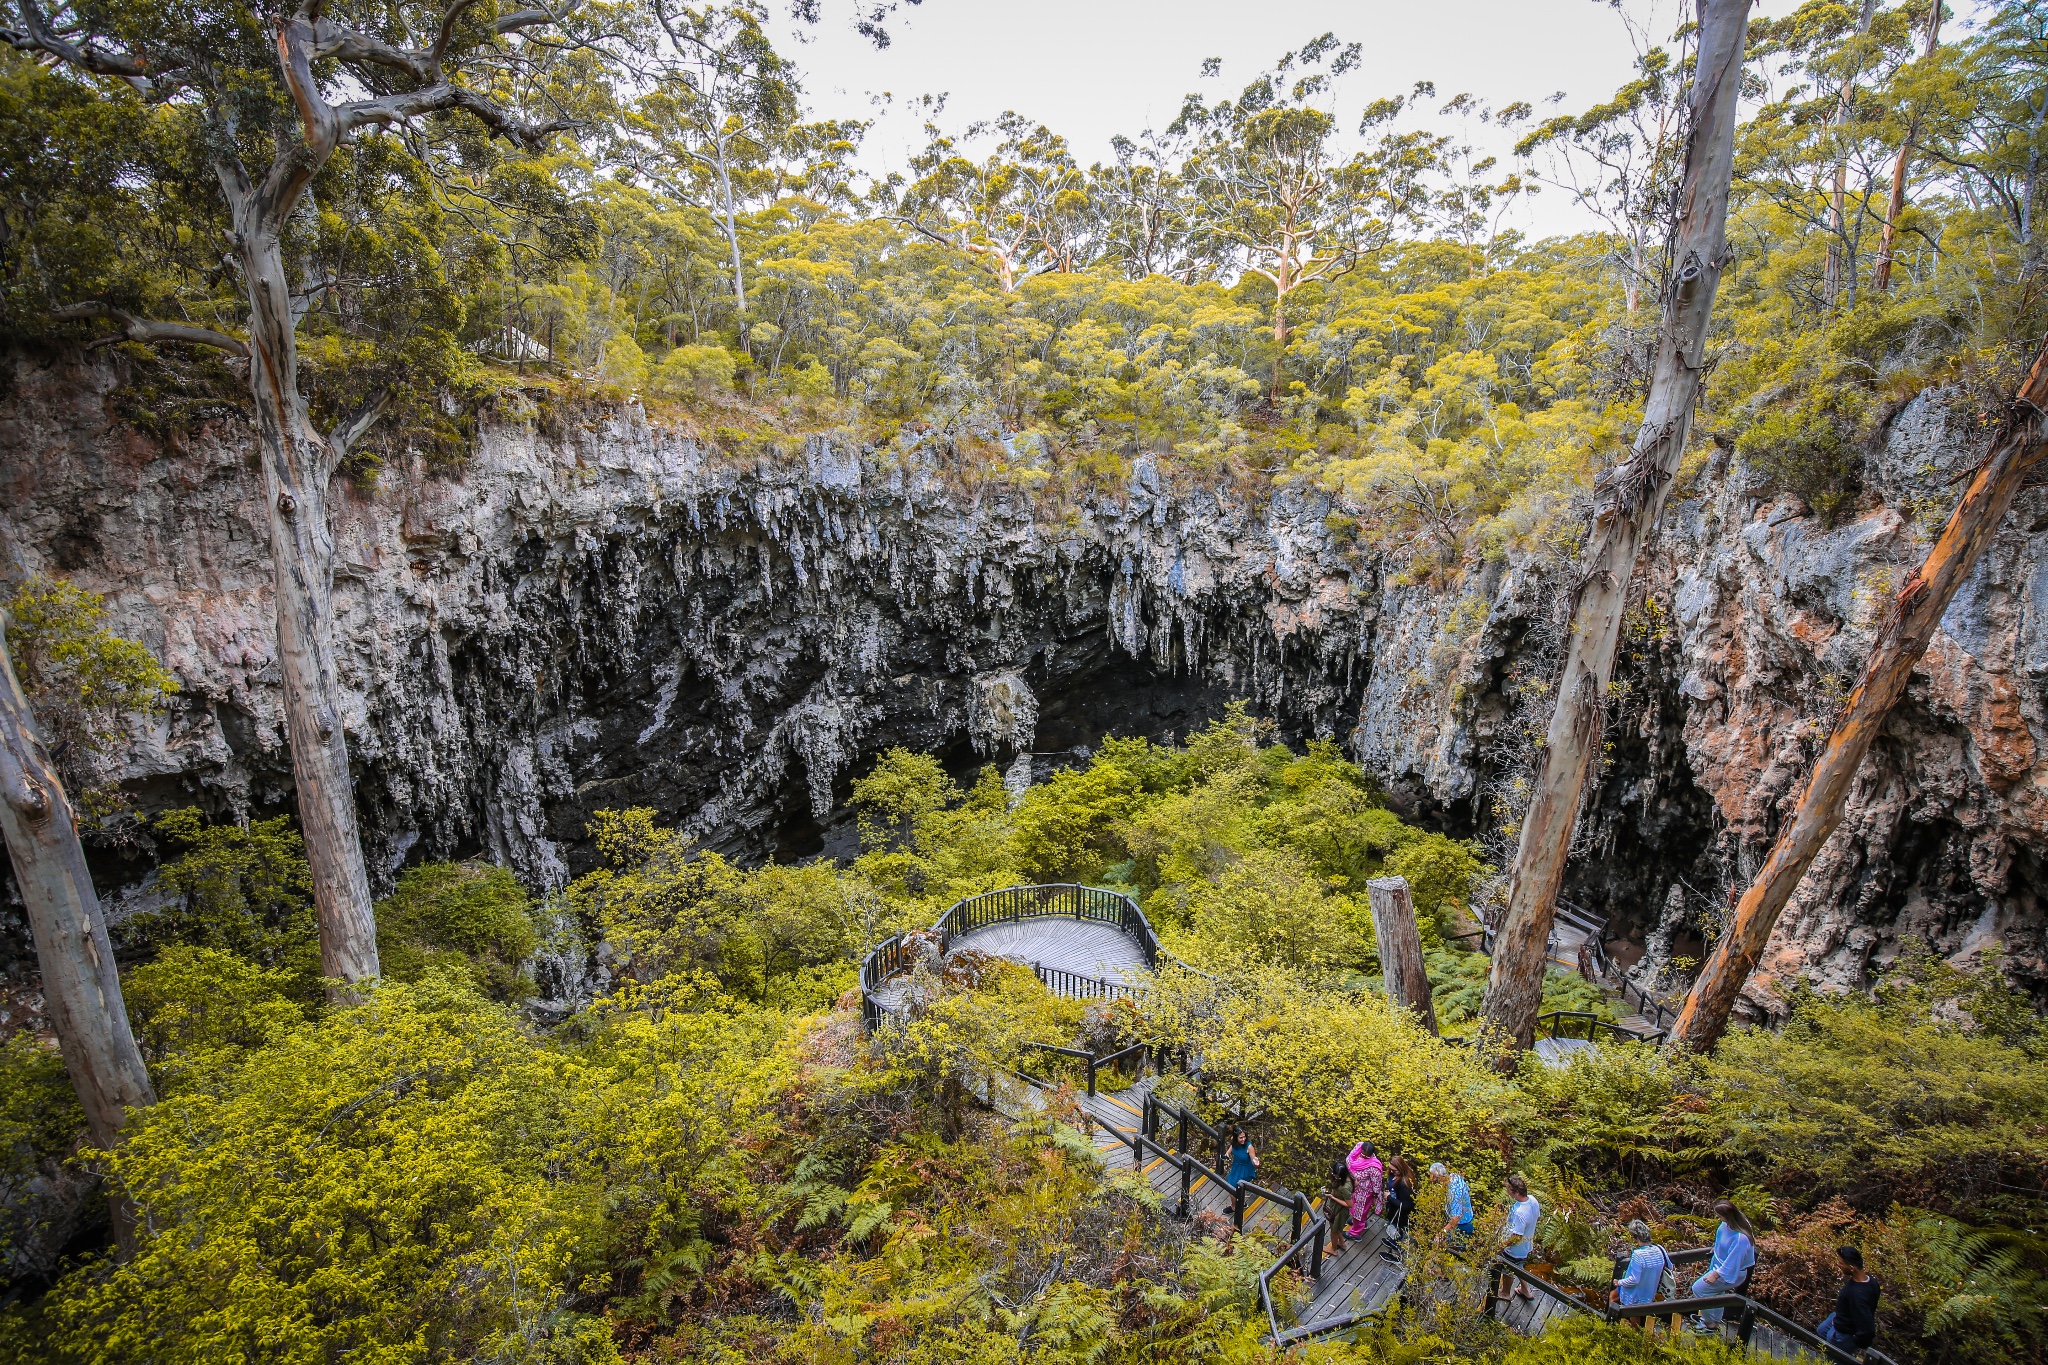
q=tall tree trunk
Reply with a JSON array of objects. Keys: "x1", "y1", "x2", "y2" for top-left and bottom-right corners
[
  {"x1": 1825, "y1": 0, "x2": 1880, "y2": 309},
  {"x1": 1476, "y1": 0, "x2": 1750, "y2": 1061},
  {"x1": 235, "y1": 208, "x2": 380, "y2": 989},
  {"x1": 716, "y1": 150, "x2": 747, "y2": 312},
  {"x1": 1672, "y1": 345, "x2": 2048, "y2": 1051},
  {"x1": 1874, "y1": 2, "x2": 1944, "y2": 293},
  {"x1": 0, "y1": 616, "x2": 155, "y2": 1248},
  {"x1": 1271, "y1": 296, "x2": 1288, "y2": 399}
]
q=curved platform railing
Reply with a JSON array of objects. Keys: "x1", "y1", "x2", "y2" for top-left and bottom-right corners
[{"x1": 860, "y1": 883, "x2": 1173, "y2": 1032}]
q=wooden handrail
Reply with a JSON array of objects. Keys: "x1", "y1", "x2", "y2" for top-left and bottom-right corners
[
  {"x1": 1259, "y1": 1213, "x2": 1330, "y2": 1345},
  {"x1": 1485, "y1": 1256, "x2": 1902, "y2": 1365}
]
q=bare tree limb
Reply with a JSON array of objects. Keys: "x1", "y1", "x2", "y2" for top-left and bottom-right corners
[
  {"x1": 0, "y1": 0, "x2": 150, "y2": 84},
  {"x1": 53, "y1": 303, "x2": 250, "y2": 358},
  {"x1": 495, "y1": 0, "x2": 584, "y2": 33},
  {"x1": 328, "y1": 390, "x2": 390, "y2": 462}
]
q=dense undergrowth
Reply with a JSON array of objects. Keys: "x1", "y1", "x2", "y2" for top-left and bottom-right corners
[{"x1": 1, "y1": 707, "x2": 2043, "y2": 1364}]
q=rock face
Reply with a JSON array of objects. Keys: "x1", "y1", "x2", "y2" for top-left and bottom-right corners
[{"x1": 3, "y1": 351, "x2": 2046, "y2": 1014}]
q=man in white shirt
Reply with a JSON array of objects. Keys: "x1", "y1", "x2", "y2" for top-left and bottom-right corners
[{"x1": 1502, "y1": 1174, "x2": 1540, "y2": 1301}]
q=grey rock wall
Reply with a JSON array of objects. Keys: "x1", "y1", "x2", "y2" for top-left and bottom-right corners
[{"x1": 4, "y1": 352, "x2": 2047, "y2": 1018}]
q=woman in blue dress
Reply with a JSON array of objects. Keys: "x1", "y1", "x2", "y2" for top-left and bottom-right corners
[{"x1": 1225, "y1": 1127, "x2": 1260, "y2": 1186}]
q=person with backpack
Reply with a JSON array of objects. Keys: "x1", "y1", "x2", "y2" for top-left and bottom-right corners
[
  {"x1": 1817, "y1": 1246, "x2": 1881, "y2": 1354},
  {"x1": 1611, "y1": 1220, "x2": 1670, "y2": 1313},
  {"x1": 1380, "y1": 1154, "x2": 1418, "y2": 1263}
]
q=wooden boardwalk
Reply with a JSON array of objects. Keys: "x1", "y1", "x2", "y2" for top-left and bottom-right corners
[
  {"x1": 922, "y1": 900, "x2": 1837, "y2": 1360},
  {"x1": 868, "y1": 916, "x2": 1149, "y2": 1017},
  {"x1": 1053, "y1": 1078, "x2": 1410, "y2": 1340}
]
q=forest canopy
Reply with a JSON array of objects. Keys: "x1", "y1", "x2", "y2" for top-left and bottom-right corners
[{"x1": 6, "y1": 0, "x2": 2047, "y2": 575}]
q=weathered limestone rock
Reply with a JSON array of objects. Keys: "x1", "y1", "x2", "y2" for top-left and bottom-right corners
[{"x1": 3, "y1": 355, "x2": 2045, "y2": 1017}]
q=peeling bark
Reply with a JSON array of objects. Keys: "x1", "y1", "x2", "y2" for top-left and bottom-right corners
[
  {"x1": 0, "y1": 616, "x2": 154, "y2": 1247},
  {"x1": 1478, "y1": 0, "x2": 1751, "y2": 1060}
]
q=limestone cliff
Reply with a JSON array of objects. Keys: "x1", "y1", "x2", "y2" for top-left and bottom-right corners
[{"x1": 3, "y1": 350, "x2": 2045, "y2": 1017}]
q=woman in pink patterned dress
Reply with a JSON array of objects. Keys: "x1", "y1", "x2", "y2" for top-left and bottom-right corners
[{"x1": 1344, "y1": 1140, "x2": 1384, "y2": 1240}]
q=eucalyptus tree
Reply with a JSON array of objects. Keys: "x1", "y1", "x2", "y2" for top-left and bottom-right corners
[
  {"x1": 1676, "y1": 345, "x2": 2048, "y2": 1050},
  {"x1": 1873, "y1": 2, "x2": 1945, "y2": 291},
  {"x1": 1, "y1": 0, "x2": 595, "y2": 989},
  {"x1": 1092, "y1": 129, "x2": 1206, "y2": 281},
  {"x1": 1515, "y1": 39, "x2": 1690, "y2": 317},
  {"x1": 1477, "y1": 0, "x2": 1751, "y2": 1059},
  {"x1": 1174, "y1": 36, "x2": 1439, "y2": 396},
  {"x1": 1739, "y1": 0, "x2": 1925, "y2": 310},
  {"x1": 1922, "y1": 0, "x2": 2048, "y2": 267},
  {"x1": 896, "y1": 110, "x2": 1089, "y2": 293},
  {"x1": 625, "y1": 1, "x2": 800, "y2": 314},
  {"x1": 0, "y1": 604, "x2": 159, "y2": 1247}
]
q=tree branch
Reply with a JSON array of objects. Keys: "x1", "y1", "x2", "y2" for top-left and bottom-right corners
[
  {"x1": 1, "y1": 0, "x2": 151, "y2": 85},
  {"x1": 328, "y1": 390, "x2": 390, "y2": 461},
  {"x1": 340, "y1": 82, "x2": 575, "y2": 150},
  {"x1": 53, "y1": 303, "x2": 250, "y2": 358}
]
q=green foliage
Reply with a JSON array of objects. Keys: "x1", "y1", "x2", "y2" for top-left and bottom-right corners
[
  {"x1": 1381, "y1": 833, "x2": 1486, "y2": 940},
  {"x1": 570, "y1": 808, "x2": 888, "y2": 1003},
  {"x1": 1682, "y1": 945, "x2": 2048, "y2": 1218},
  {"x1": 1495, "y1": 1316, "x2": 1749, "y2": 1364},
  {"x1": 1734, "y1": 382, "x2": 1867, "y2": 524},
  {"x1": 3, "y1": 576, "x2": 178, "y2": 811},
  {"x1": 121, "y1": 946, "x2": 307, "y2": 1082},
  {"x1": 18, "y1": 979, "x2": 621, "y2": 1365},
  {"x1": 1429, "y1": 951, "x2": 1615, "y2": 1036},
  {"x1": 1174, "y1": 846, "x2": 1366, "y2": 974},
  {"x1": 652, "y1": 343, "x2": 739, "y2": 400},
  {"x1": 1145, "y1": 965, "x2": 1514, "y2": 1190},
  {"x1": 1009, "y1": 762, "x2": 1144, "y2": 884},
  {"x1": 575, "y1": 841, "x2": 759, "y2": 994},
  {"x1": 131, "y1": 809, "x2": 321, "y2": 999},
  {"x1": 376, "y1": 861, "x2": 541, "y2": 1003},
  {"x1": 0, "y1": 1034, "x2": 86, "y2": 1275},
  {"x1": 1513, "y1": 1040, "x2": 1693, "y2": 1184},
  {"x1": 0, "y1": 1035, "x2": 80, "y2": 1183}
]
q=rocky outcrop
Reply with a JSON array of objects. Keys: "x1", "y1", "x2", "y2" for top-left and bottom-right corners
[
  {"x1": 0, "y1": 355, "x2": 1374, "y2": 934},
  {"x1": 3, "y1": 351, "x2": 2046, "y2": 1017}
]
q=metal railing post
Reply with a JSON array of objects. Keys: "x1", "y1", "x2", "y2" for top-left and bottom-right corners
[
  {"x1": 1310, "y1": 1227, "x2": 1324, "y2": 1281},
  {"x1": 1290, "y1": 1193, "x2": 1304, "y2": 1245},
  {"x1": 1086, "y1": 1056, "x2": 1097, "y2": 1097},
  {"x1": 1232, "y1": 1183, "x2": 1246, "y2": 1230},
  {"x1": 1178, "y1": 1157, "x2": 1192, "y2": 1219}
]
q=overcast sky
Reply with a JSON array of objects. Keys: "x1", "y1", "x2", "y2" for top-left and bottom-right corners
[{"x1": 771, "y1": 0, "x2": 1814, "y2": 240}]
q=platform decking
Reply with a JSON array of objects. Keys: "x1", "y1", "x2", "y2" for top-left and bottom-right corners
[
  {"x1": 951, "y1": 917, "x2": 1150, "y2": 984},
  {"x1": 1053, "y1": 1079, "x2": 1411, "y2": 1337}
]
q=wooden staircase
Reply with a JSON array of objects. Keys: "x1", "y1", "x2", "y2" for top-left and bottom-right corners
[{"x1": 999, "y1": 1069, "x2": 1412, "y2": 1345}]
